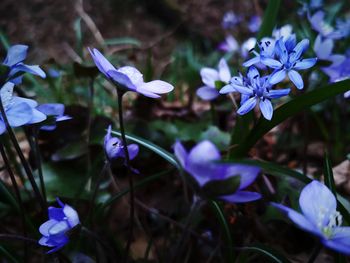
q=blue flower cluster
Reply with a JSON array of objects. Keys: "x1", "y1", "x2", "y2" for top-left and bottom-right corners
[{"x1": 198, "y1": 32, "x2": 317, "y2": 120}]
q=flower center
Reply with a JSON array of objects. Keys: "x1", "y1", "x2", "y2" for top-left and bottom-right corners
[{"x1": 317, "y1": 209, "x2": 343, "y2": 238}]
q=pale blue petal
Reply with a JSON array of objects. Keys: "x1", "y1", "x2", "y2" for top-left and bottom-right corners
[
  {"x1": 48, "y1": 221, "x2": 69, "y2": 236},
  {"x1": 237, "y1": 97, "x2": 257, "y2": 115},
  {"x1": 290, "y1": 39, "x2": 310, "y2": 64},
  {"x1": 63, "y1": 204, "x2": 80, "y2": 228},
  {"x1": 220, "y1": 191, "x2": 261, "y2": 203},
  {"x1": 243, "y1": 56, "x2": 260, "y2": 67},
  {"x1": 88, "y1": 48, "x2": 116, "y2": 77},
  {"x1": 39, "y1": 219, "x2": 59, "y2": 236},
  {"x1": 28, "y1": 109, "x2": 47, "y2": 124},
  {"x1": 3, "y1": 45, "x2": 28, "y2": 67},
  {"x1": 218, "y1": 58, "x2": 231, "y2": 82},
  {"x1": 275, "y1": 39, "x2": 288, "y2": 64},
  {"x1": 293, "y1": 58, "x2": 317, "y2": 70},
  {"x1": 36, "y1": 103, "x2": 64, "y2": 116},
  {"x1": 5, "y1": 102, "x2": 33, "y2": 127},
  {"x1": 247, "y1": 67, "x2": 260, "y2": 80},
  {"x1": 200, "y1": 68, "x2": 218, "y2": 87},
  {"x1": 323, "y1": 228, "x2": 350, "y2": 255},
  {"x1": 271, "y1": 202, "x2": 322, "y2": 237},
  {"x1": 107, "y1": 70, "x2": 136, "y2": 91},
  {"x1": 269, "y1": 69, "x2": 287, "y2": 85},
  {"x1": 288, "y1": 70, "x2": 304, "y2": 89},
  {"x1": 196, "y1": 86, "x2": 219, "y2": 100},
  {"x1": 265, "y1": 88, "x2": 290, "y2": 99},
  {"x1": 261, "y1": 57, "x2": 283, "y2": 69},
  {"x1": 138, "y1": 80, "x2": 174, "y2": 94},
  {"x1": 187, "y1": 140, "x2": 220, "y2": 164},
  {"x1": 259, "y1": 99, "x2": 273, "y2": 120},
  {"x1": 12, "y1": 64, "x2": 46, "y2": 78},
  {"x1": 12, "y1": 97, "x2": 38, "y2": 108},
  {"x1": 219, "y1": 84, "x2": 236, "y2": 94},
  {"x1": 299, "y1": 181, "x2": 336, "y2": 227}
]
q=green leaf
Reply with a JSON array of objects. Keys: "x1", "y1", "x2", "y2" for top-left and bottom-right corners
[
  {"x1": 209, "y1": 201, "x2": 234, "y2": 262},
  {"x1": 0, "y1": 246, "x2": 18, "y2": 263},
  {"x1": 202, "y1": 176, "x2": 241, "y2": 198},
  {"x1": 200, "y1": 126, "x2": 230, "y2": 150},
  {"x1": 257, "y1": 0, "x2": 281, "y2": 40},
  {"x1": 110, "y1": 130, "x2": 180, "y2": 170},
  {"x1": 230, "y1": 79, "x2": 350, "y2": 158},
  {"x1": 74, "y1": 18, "x2": 83, "y2": 58},
  {"x1": 323, "y1": 151, "x2": 336, "y2": 194},
  {"x1": 238, "y1": 243, "x2": 291, "y2": 263},
  {"x1": 51, "y1": 140, "x2": 88, "y2": 161},
  {"x1": 104, "y1": 37, "x2": 141, "y2": 47}
]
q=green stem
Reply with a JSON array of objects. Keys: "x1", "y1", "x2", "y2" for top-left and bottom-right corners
[
  {"x1": 33, "y1": 127, "x2": 47, "y2": 206},
  {"x1": 0, "y1": 94, "x2": 46, "y2": 211},
  {"x1": 117, "y1": 90, "x2": 135, "y2": 262}
]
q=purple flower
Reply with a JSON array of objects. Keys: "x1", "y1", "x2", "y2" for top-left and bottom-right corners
[
  {"x1": 3, "y1": 45, "x2": 46, "y2": 83},
  {"x1": 308, "y1": 11, "x2": 344, "y2": 39},
  {"x1": 261, "y1": 37, "x2": 317, "y2": 89},
  {"x1": 222, "y1": 11, "x2": 242, "y2": 30},
  {"x1": 104, "y1": 125, "x2": 139, "y2": 161},
  {"x1": 36, "y1": 103, "x2": 71, "y2": 131},
  {"x1": 0, "y1": 82, "x2": 47, "y2": 134},
  {"x1": 322, "y1": 57, "x2": 350, "y2": 84},
  {"x1": 39, "y1": 198, "x2": 80, "y2": 254},
  {"x1": 248, "y1": 16, "x2": 262, "y2": 33},
  {"x1": 220, "y1": 67, "x2": 290, "y2": 120},
  {"x1": 218, "y1": 35, "x2": 239, "y2": 53},
  {"x1": 89, "y1": 48, "x2": 174, "y2": 98},
  {"x1": 314, "y1": 35, "x2": 345, "y2": 67},
  {"x1": 173, "y1": 140, "x2": 261, "y2": 203},
  {"x1": 272, "y1": 181, "x2": 350, "y2": 255},
  {"x1": 196, "y1": 58, "x2": 232, "y2": 101}
]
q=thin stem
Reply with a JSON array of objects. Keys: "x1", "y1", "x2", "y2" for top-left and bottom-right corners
[
  {"x1": 86, "y1": 77, "x2": 95, "y2": 192},
  {"x1": 170, "y1": 200, "x2": 201, "y2": 263},
  {"x1": 307, "y1": 242, "x2": 322, "y2": 263},
  {"x1": 0, "y1": 142, "x2": 28, "y2": 260},
  {"x1": 33, "y1": 127, "x2": 47, "y2": 206},
  {"x1": 117, "y1": 90, "x2": 135, "y2": 262},
  {"x1": 81, "y1": 227, "x2": 117, "y2": 261},
  {"x1": 0, "y1": 99, "x2": 46, "y2": 211}
]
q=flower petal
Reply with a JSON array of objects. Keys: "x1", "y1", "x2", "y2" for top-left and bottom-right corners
[
  {"x1": 220, "y1": 191, "x2": 261, "y2": 203},
  {"x1": 275, "y1": 38, "x2": 288, "y2": 64},
  {"x1": 200, "y1": 68, "x2": 219, "y2": 87},
  {"x1": 218, "y1": 58, "x2": 231, "y2": 83},
  {"x1": 48, "y1": 207, "x2": 65, "y2": 221},
  {"x1": 173, "y1": 141, "x2": 188, "y2": 168},
  {"x1": 39, "y1": 219, "x2": 59, "y2": 236},
  {"x1": 265, "y1": 88, "x2": 290, "y2": 99},
  {"x1": 323, "y1": 228, "x2": 350, "y2": 255},
  {"x1": 36, "y1": 103, "x2": 65, "y2": 116},
  {"x1": 5, "y1": 102, "x2": 33, "y2": 127},
  {"x1": 243, "y1": 56, "x2": 261, "y2": 67},
  {"x1": 11, "y1": 64, "x2": 46, "y2": 78},
  {"x1": 269, "y1": 69, "x2": 287, "y2": 85},
  {"x1": 293, "y1": 58, "x2": 317, "y2": 70},
  {"x1": 259, "y1": 99, "x2": 273, "y2": 120},
  {"x1": 261, "y1": 57, "x2": 283, "y2": 69},
  {"x1": 271, "y1": 202, "x2": 322, "y2": 237},
  {"x1": 138, "y1": 80, "x2": 174, "y2": 95},
  {"x1": 299, "y1": 181, "x2": 337, "y2": 227},
  {"x1": 127, "y1": 144, "x2": 139, "y2": 160},
  {"x1": 187, "y1": 140, "x2": 220, "y2": 164},
  {"x1": 0, "y1": 121, "x2": 5, "y2": 135},
  {"x1": 107, "y1": 70, "x2": 136, "y2": 91},
  {"x1": 290, "y1": 39, "x2": 310, "y2": 64},
  {"x1": 247, "y1": 66, "x2": 260, "y2": 80},
  {"x1": 88, "y1": 48, "x2": 116, "y2": 77},
  {"x1": 288, "y1": 70, "x2": 304, "y2": 89},
  {"x1": 3, "y1": 45, "x2": 28, "y2": 67},
  {"x1": 63, "y1": 204, "x2": 80, "y2": 228},
  {"x1": 48, "y1": 221, "x2": 69, "y2": 236},
  {"x1": 219, "y1": 84, "x2": 236, "y2": 94},
  {"x1": 237, "y1": 97, "x2": 257, "y2": 115},
  {"x1": 28, "y1": 109, "x2": 47, "y2": 124},
  {"x1": 225, "y1": 165, "x2": 260, "y2": 189},
  {"x1": 196, "y1": 86, "x2": 219, "y2": 100},
  {"x1": 314, "y1": 35, "x2": 333, "y2": 59}
]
